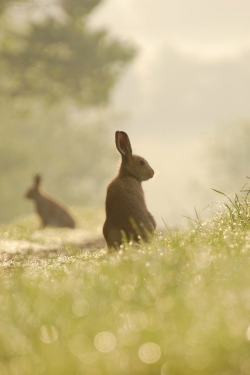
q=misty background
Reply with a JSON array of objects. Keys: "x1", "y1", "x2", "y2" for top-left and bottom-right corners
[
  {"x1": 93, "y1": 0, "x2": 250, "y2": 226},
  {"x1": 1, "y1": 0, "x2": 250, "y2": 227}
]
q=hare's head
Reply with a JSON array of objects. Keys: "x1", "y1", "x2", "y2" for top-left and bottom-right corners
[
  {"x1": 116, "y1": 131, "x2": 154, "y2": 181},
  {"x1": 25, "y1": 174, "x2": 42, "y2": 199}
]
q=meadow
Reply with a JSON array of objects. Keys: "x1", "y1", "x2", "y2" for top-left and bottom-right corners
[{"x1": 0, "y1": 193, "x2": 250, "y2": 375}]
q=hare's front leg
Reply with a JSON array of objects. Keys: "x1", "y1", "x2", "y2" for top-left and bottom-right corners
[{"x1": 148, "y1": 212, "x2": 156, "y2": 230}]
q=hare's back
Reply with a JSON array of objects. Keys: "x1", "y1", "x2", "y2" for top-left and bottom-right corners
[
  {"x1": 38, "y1": 195, "x2": 75, "y2": 227},
  {"x1": 106, "y1": 176, "x2": 149, "y2": 225},
  {"x1": 50, "y1": 199, "x2": 74, "y2": 221},
  {"x1": 107, "y1": 176, "x2": 144, "y2": 205}
]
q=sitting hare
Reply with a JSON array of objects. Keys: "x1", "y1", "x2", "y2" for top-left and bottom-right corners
[
  {"x1": 103, "y1": 131, "x2": 156, "y2": 249},
  {"x1": 25, "y1": 174, "x2": 75, "y2": 228}
]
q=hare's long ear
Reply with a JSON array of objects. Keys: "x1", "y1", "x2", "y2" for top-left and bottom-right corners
[
  {"x1": 34, "y1": 174, "x2": 41, "y2": 188},
  {"x1": 115, "y1": 131, "x2": 132, "y2": 158}
]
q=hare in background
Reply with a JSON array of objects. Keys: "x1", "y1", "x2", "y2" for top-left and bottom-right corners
[
  {"x1": 25, "y1": 174, "x2": 75, "y2": 228},
  {"x1": 103, "y1": 131, "x2": 156, "y2": 249}
]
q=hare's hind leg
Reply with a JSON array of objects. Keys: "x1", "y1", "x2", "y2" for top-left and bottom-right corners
[{"x1": 103, "y1": 221, "x2": 122, "y2": 250}]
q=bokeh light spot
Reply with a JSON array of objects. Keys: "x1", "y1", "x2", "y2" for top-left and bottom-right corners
[
  {"x1": 246, "y1": 325, "x2": 250, "y2": 341},
  {"x1": 39, "y1": 325, "x2": 58, "y2": 344},
  {"x1": 94, "y1": 331, "x2": 117, "y2": 353},
  {"x1": 138, "y1": 342, "x2": 161, "y2": 364},
  {"x1": 72, "y1": 299, "x2": 89, "y2": 317}
]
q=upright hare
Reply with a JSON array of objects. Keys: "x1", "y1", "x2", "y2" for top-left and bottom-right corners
[
  {"x1": 103, "y1": 131, "x2": 156, "y2": 249},
  {"x1": 25, "y1": 174, "x2": 75, "y2": 228}
]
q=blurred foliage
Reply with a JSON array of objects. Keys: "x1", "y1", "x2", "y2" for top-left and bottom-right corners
[
  {"x1": 0, "y1": 0, "x2": 136, "y2": 105},
  {"x1": 0, "y1": 0, "x2": 24, "y2": 13},
  {"x1": 207, "y1": 121, "x2": 250, "y2": 191},
  {"x1": 0, "y1": 0, "x2": 136, "y2": 223},
  {"x1": 62, "y1": 0, "x2": 102, "y2": 19}
]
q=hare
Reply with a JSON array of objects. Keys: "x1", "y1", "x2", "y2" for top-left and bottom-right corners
[
  {"x1": 25, "y1": 174, "x2": 75, "y2": 228},
  {"x1": 103, "y1": 131, "x2": 156, "y2": 249}
]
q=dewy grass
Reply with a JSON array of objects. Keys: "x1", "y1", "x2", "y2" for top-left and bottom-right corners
[{"x1": 0, "y1": 201, "x2": 250, "y2": 374}]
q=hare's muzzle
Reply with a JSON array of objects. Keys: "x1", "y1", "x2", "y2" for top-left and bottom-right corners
[{"x1": 147, "y1": 168, "x2": 154, "y2": 179}]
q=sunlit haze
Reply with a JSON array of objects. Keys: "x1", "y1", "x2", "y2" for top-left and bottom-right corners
[{"x1": 92, "y1": 0, "x2": 250, "y2": 226}]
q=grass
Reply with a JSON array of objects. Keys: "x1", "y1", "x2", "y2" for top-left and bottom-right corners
[{"x1": 0, "y1": 195, "x2": 250, "y2": 375}]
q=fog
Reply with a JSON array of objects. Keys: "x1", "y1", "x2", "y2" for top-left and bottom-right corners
[
  {"x1": 2, "y1": 0, "x2": 250, "y2": 226},
  {"x1": 91, "y1": 0, "x2": 250, "y2": 227}
]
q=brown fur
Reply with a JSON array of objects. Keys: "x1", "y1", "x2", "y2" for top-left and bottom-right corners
[
  {"x1": 25, "y1": 174, "x2": 75, "y2": 228},
  {"x1": 103, "y1": 131, "x2": 156, "y2": 249}
]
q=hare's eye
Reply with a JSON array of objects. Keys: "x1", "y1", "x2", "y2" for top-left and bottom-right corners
[{"x1": 140, "y1": 159, "x2": 145, "y2": 166}]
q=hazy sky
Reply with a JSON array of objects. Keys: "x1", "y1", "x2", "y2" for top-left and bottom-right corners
[
  {"x1": 93, "y1": 0, "x2": 250, "y2": 57},
  {"x1": 92, "y1": 0, "x2": 250, "y2": 226}
]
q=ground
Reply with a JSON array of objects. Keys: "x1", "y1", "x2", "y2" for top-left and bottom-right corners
[{"x1": 0, "y1": 201, "x2": 250, "y2": 375}]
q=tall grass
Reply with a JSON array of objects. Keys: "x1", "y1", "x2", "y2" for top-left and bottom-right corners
[{"x1": 0, "y1": 194, "x2": 250, "y2": 375}]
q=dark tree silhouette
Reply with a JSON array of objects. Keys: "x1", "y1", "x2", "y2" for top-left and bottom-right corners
[{"x1": 0, "y1": 0, "x2": 136, "y2": 105}]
